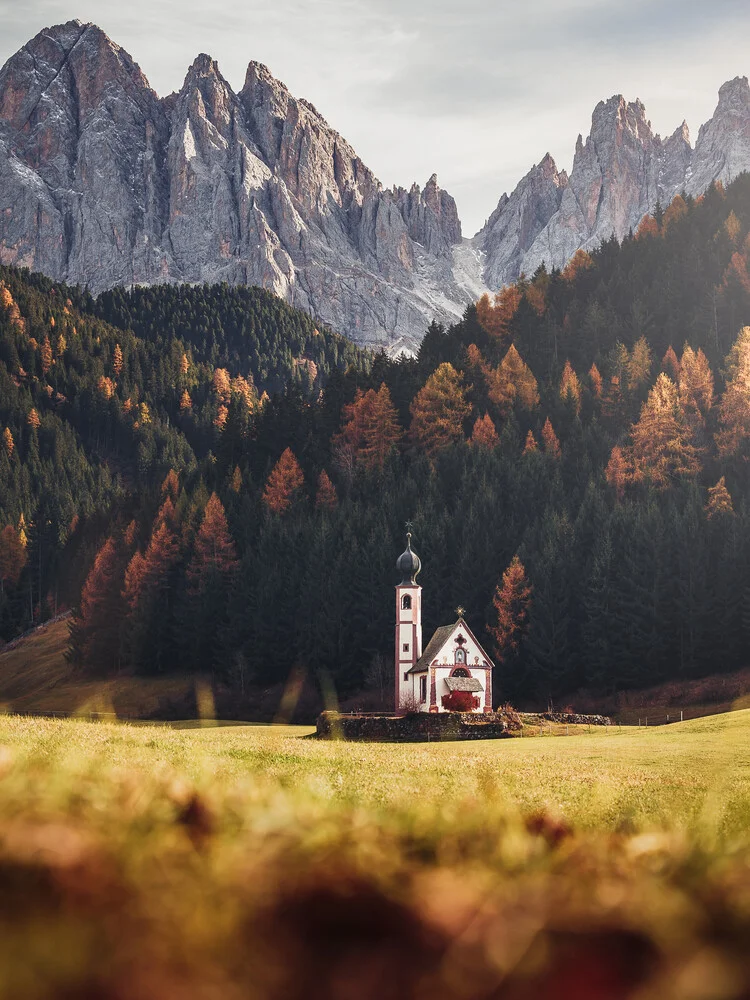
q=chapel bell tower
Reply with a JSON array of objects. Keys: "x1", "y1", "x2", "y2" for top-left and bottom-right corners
[{"x1": 395, "y1": 528, "x2": 422, "y2": 711}]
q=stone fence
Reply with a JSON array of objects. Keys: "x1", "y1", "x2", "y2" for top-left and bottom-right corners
[{"x1": 316, "y1": 710, "x2": 612, "y2": 742}]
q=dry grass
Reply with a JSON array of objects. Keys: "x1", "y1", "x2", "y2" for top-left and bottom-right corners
[
  {"x1": 2, "y1": 712, "x2": 750, "y2": 997},
  {"x1": 0, "y1": 618, "x2": 198, "y2": 718}
]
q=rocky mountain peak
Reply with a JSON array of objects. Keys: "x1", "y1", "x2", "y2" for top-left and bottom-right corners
[{"x1": 716, "y1": 75, "x2": 750, "y2": 112}]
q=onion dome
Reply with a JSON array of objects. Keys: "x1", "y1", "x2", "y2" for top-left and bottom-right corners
[{"x1": 397, "y1": 531, "x2": 421, "y2": 585}]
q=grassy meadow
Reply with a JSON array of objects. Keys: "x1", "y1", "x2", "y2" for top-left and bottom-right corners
[{"x1": 2, "y1": 712, "x2": 750, "y2": 998}]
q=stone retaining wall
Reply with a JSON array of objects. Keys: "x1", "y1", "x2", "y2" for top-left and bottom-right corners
[{"x1": 316, "y1": 711, "x2": 513, "y2": 742}]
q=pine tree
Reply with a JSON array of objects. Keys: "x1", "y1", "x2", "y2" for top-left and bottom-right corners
[
  {"x1": 541, "y1": 418, "x2": 561, "y2": 458},
  {"x1": 487, "y1": 556, "x2": 532, "y2": 664},
  {"x1": 469, "y1": 413, "x2": 499, "y2": 449},
  {"x1": 315, "y1": 470, "x2": 338, "y2": 511},
  {"x1": 409, "y1": 363, "x2": 470, "y2": 456},
  {"x1": 705, "y1": 477, "x2": 734, "y2": 519},
  {"x1": 263, "y1": 448, "x2": 305, "y2": 514},
  {"x1": 0, "y1": 525, "x2": 26, "y2": 594}
]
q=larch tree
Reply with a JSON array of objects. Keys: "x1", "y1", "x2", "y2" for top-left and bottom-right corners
[
  {"x1": 263, "y1": 448, "x2": 305, "y2": 514},
  {"x1": 541, "y1": 418, "x2": 561, "y2": 459},
  {"x1": 662, "y1": 346, "x2": 681, "y2": 381},
  {"x1": 476, "y1": 286, "x2": 522, "y2": 340},
  {"x1": 113, "y1": 343, "x2": 124, "y2": 378},
  {"x1": 182, "y1": 493, "x2": 239, "y2": 672},
  {"x1": 487, "y1": 344, "x2": 540, "y2": 417},
  {"x1": 560, "y1": 360, "x2": 582, "y2": 415},
  {"x1": 2, "y1": 427, "x2": 13, "y2": 458},
  {"x1": 605, "y1": 446, "x2": 628, "y2": 501},
  {"x1": 625, "y1": 336, "x2": 652, "y2": 393},
  {"x1": 716, "y1": 327, "x2": 750, "y2": 458},
  {"x1": 40, "y1": 335, "x2": 53, "y2": 376},
  {"x1": 315, "y1": 470, "x2": 338, "y2": 511},
  {"x1": 361, "y1": 383, "x2": 402, "y2": 469},
  {"x1": 70, "y1": 536, "x2": 126, "y2": 673},
  {"x1": 630, "y1": 373, "x2": 700, "y2": 487},
  {"x1": 161, "y1": 470, "x2": 180, "y2": 504},
  {"x1": 469, "y1": 413, "x2": 499, "y2": 449},
  {"x1": 487, "y1": 555, "x2": 532, "y2": 665},
  {"x1": 409, "y1": 362, "x2": 470, "y2": 456},
  {"x1": 705, "y1": 477, "x2": 735, "y2": 519},
  {"x1": 678, "y1": 345, "x2": 714, "y2": 439},
  {"x1": 588, "y1": 364, "x2": 603, "y2": 399},
  {"x1": 523, "y1": 430, "x2": 539, "y2": 455},
  {"x1": 122, "y1": 517, "x2": 181, "y2": 673}
]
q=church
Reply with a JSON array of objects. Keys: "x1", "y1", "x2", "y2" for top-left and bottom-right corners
[{"x1": 394, "y1": 530, "x2": 494, "y2": 713}]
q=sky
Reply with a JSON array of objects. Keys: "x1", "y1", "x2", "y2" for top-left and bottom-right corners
[{"x1": 1, "y1": 0, "x2": 750, "y2": 235}]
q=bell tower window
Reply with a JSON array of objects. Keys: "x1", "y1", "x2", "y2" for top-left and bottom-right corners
[{"x1": 401, "y1": 594, "x2": 412, "y2": 610}]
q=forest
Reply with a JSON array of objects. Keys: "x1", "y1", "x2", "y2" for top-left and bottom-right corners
[{"x1": 4, "y1": 174, "x2": 750, "y2": 707}]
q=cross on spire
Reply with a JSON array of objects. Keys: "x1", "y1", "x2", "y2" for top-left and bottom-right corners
[{"x1": 455, "y1": 605, "x2": 466, "y2": 619}]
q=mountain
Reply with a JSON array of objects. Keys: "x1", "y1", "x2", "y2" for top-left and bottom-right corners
[
  {"x1": 0, "y1": 21, "x2": 480, "y2": 353},
  {"x1": 3, "y1": 22, "x2": 750, "y2": 350},
  {"x1": 476, "y1": 79, "x2": 750, "y2": 287}
]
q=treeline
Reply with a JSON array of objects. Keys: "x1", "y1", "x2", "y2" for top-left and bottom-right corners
[{"x1": 5, "y1": 174, "x2": 750, "y2": 705}]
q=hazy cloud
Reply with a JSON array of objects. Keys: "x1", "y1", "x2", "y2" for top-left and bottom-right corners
[{"x1": 1, "y1": 0, "x2": 749, "y2": 233}]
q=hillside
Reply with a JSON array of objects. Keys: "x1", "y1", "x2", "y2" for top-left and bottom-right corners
[
  {"x1": 4, "y1": 175, "x2": 750, "y2": 709},
  {"x1": 2, "y1": 711, "x2": 750, "y2": 996}
]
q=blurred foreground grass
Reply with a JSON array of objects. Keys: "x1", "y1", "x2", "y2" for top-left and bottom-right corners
[{"x1": 2, "y1": 712, "x2": 750, "y2": 999}]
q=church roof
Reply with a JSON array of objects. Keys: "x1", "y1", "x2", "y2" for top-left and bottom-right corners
[
  {"x1": 408, "y1": 623, "x2": 458, "y2": 674},
  {"x1": 407, "y1": 618, "x2": 495, "y2": 674}
]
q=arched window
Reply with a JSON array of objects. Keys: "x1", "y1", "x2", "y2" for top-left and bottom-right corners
[
  {"x1": 451, "y1": 667, "x2": 470, "y2": 678},
  {"x1": 401, "y1": 594, "x2": 412, "y2": 610},
  {"x1": 455, "y1": 647, "x2": 466, "y2": 665}
]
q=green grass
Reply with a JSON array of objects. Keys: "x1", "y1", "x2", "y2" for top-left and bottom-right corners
[{"x1": 3, "y1": 712, "x2": 750, "y2": 998}]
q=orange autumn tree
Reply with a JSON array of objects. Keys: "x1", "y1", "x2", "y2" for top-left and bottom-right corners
[
  {"x1": 2, "y1": 427, "x2": 13, "y2": 458},
  {"x1": 263, "y1": 448, "x2": 305, "y2": 514},
  {"x1": 630, "y1": 373, "x2": 699, "y2": 487},
  {"x1": 486, "y1": 344, "x2": 539, "y2": 417},
  {"x1": 487, "y1": 555, "x2": 532, "y2": 664},
  {"x1": 70, "y1": 536, "x2": 126, "y2": 673},
  {"x1": 559, "y1": 360, "x2": 582, "y2": 415},
  {"x1": 470, "y1": 413, "x2": 499, "y2": 449},
  {"x1": 523, "y1": 430, "x2": 538, "y2": 455},
  {"x1": 182, "y1": 494, "x2": 239, "y2": 671},
  {"x1": 334, "y1": 383, "x2": 402, "y2": 471},
  {"x1": 541, "y1": 418, "x2": 561, "y2": 459},
  {"x1": 588, "y1": 363, "x2": 603, "y2": 399},
  {"x1": 705, "y1": 477, "x2": 734, "y2": 519},
  {"x1": 315, "y1": 470, "x2": 338, "y2": 511},
  {"x1": 605, "y1": 446, "x2": 628, "y2": 501},
  {"x1": 476, "y1": 285, "x2": 522, "y2": 340},
  {"x1": 716, "y1": 327, "x2": 750, "y2": 458},
  {"x1": 409, "y1": 363, "x2": 470, "y2": 456},
  {"x1": 678, "y1": 345, "x2": 714, "y2": 440},
  {"x1": 662, "y1": 346, "x2": 680, "y2": 381},
  {"x1": 122, "y1": 513, "x2": 181, "y2": 673}
]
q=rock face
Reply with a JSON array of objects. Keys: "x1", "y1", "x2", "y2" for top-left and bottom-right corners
[
  {"x1": 0, "y1": 21, "x2": 470, "y2": 351},
  {"x1": 475, "y1": 79, "x2": 750, "y2": 288}
]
